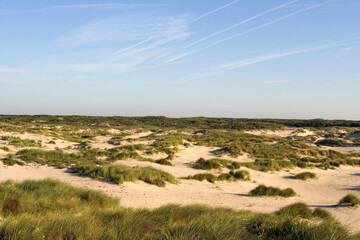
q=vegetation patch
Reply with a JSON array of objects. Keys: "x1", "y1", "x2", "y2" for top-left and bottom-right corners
[
  {"x1": 249, "y1": 185, "x2": 296, "y2": 197},
  {"x1": 338, "y1": 194, "x2": 360, "y2": 207},
  {"x1": 276, "y1": 202, "x2": 332, "y2": 219},
  {"x1": 188, "y1": 170, "x2": 250, "y2": 183},
  {"x1": 1, "y1": 136, "x2": 42, "y2": 148},
  {"x1": 72, "y1": 162, "x2": 178, "y2": 187},
  {"x1": 294, "y1": 172, "x2": 317, "y2": 180},
  {"x1": 0, "y1": 179, "x2": 355, "y2": 239}
]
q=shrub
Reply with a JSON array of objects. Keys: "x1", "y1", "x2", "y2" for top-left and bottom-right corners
[
  {"x1": 155, "y1": 159, "x2": 172, "y2": 166},
  {"x1": 312, "y1": 208, "x2": 331, "y2": 219},
  {"x1": 1, "y1": 154, "x2": 24, "y2": 166},
  {"x1": 187, "y1": 173, "x2": 217, "y2": 183},
  {"x1": 233, "y1": 170, "x2": 250, "y2": 180},
  {"x1": 249, "y1": 185, "x2": 296, "y2": 198},
  {"x1": 294, "y1": 172, "x2": 317, "y2": 180},
  {"x1": 276, "y1": 203, "x2": 313, "y2": 218},
  {"x1": 72, "y1": 163, "x2": 178, "y2": 187},
  {"x1": 338, "y1": 194, "x2": 360, "y2": 207}
]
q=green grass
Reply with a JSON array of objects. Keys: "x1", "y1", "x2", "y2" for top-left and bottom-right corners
[
  {"x1": 276, "y1": 202, "x2": 332, "y2": 219},
  {"x1": 194, "y1": 158, "x2": 234, "y2": 170},
  {"x1": 72, "y1": 162, "x2": 179, "y2": 187},
  {"x1": 0, "y1": 154, "x2": 24, "y2": 166},
  {"x1": 14, "y1": 148, "x2": 106, "y2": 168},
  {"x1": 0, "y1": 146, "x2": 10, "y2": 152},
  {"x1": 1, "y1": 136, "x2": 42, "y2": 148},
  {"x1": 188, "y1": 170, "x2": 250, "y2": 183},
  {"x1": 338, "y1": 194, "x2": 360, "y2": 207},
  {"x1": 294, "y1": 172, "x2": 317, "y2": 180},
  {"x1": 0, "y1": 179, "x2": 356, "y2": 239},
  {"x1": 249, "y1": 185, "x2": 296, "y2": 197}
]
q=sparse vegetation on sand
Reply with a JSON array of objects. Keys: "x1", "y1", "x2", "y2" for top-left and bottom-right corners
[
  {"x1": 188, "y1": 170, "x2": 250, "y2": 183},
  {"x1": 338, "y1": 194, "x2": 360, "y2": 207},
  {"x1": 249, "y1": 185, "x2": 296, "y2": 197},
  {"x1": 276, "y1": 202, "x2": 331, "y2": 219},
  {"x1": 0, "y1": 179, "x2": 356, "y2": 240},
  {"x1": 1, "y1": 136, "x2": 42, "y2": 148},
  {"x1": 72, "y1": 162, "x2": 178, "y2": 187},
  {"x1": 294, "y1": 172, "x2": 317, "y2": 180}
]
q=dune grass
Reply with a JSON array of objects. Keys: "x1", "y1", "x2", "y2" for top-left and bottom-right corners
[
  {"x1": 338, "y1": 194, "x2": 360, "y2": 207},
  {"x1": 249, "y1": 185, "x2": 296, "y2": 197},
  {"x1": 1, "y1": 136, "x2": 42, "y2": 148},
  {"x1": 294, "y1": 172, "x2": 317, "y2": 180},
  {"x1": 276, "y1": 202, "x2": 332, "y2": 219},
  {"x1": 0, "y1": 179, "x2": 356, "y2": 239},
  {"x1": 72, "y1": 162, "x2": 179, "y2": 187},
  {"x1": 188, "y1": 170, "x2": 250, "y2": 183}
]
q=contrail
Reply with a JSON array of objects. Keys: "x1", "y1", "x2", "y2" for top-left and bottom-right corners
[
  {"x1": 166, "y1": 0, "x2": 333, "y2": 63},
  {"x1": 215, "y1": 38, "x2": 357, "y2": 73},
  {"x1": 184, "y1": 0, "x2": 300, "y2": 50},
  {"x1": 176, "y1": 38, "x2": 359, "y2": 83},
  {"x1": 114, "y1": 38, "x2": 154, "y2": 56},
  {"x1": 193, "y1": 0, "x2": 242, "y2": 22}
]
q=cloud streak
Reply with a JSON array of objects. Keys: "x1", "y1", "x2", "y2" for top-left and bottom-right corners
[
  {"x1": 176, "y1": 38, "x2": 359, "y2": 83},
  {"x1": 184, "y1": 0, "x2": 299, "y2": 50},
  {"x1": 193, "y1": 0, "x2": 242, "y2": 22},
  {"x1": 166, "y1": 0, "x2": 333, "y2": 63},
  {"x1": 47, "y1": 3, "x2": 165, "y2": 10}
]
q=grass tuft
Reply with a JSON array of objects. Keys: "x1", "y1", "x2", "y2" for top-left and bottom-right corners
[
  {"x1": 294, "y1": 172, "x2": 317, "y2": 180},
  {"x1": 338, "y1": 194, "x2": 360, "y2": 207},
  {"x1": 249, "y1": 185, "x2": 296, "y2": 197}
]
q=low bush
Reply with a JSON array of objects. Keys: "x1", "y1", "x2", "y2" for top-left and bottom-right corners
[
  {"x1": 72, "y1": 163, "x2": 178, "y2": 187},
  {"x1": 277, "y1": 203, "x2": 332, "y2": 219},
  {"x1": 249, "y1": 185, "x2": 296, "y2": 197},
  {"x1": 230, "y1": 170, "x2": 251, "y2": 180},
  {"x1": 294, "y1": 172, "x2": 317, "y2": 180},
  {"x1": 187, "y1": 173, "x2": 217, "y2": 183},
  {"x1": 338, "y1": 194, "x2": 360, "y2": 207}
]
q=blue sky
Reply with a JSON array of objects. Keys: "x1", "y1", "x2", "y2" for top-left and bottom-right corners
[{"x1": 0, "y1": 0, "x2": 359, "y2": 119}]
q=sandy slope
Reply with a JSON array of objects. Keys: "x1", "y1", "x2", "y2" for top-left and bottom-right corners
[
  {"x1": 0, "y1": 130, "x2": 359, "y2": 232},
  {"x1": 1, "y1": 161, "x2": 359, "y2": 232}
]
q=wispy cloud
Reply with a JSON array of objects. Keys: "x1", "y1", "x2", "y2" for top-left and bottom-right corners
[
  {"x1": 176, "y1": 39, "x2": 359, "y2": 83},
  {"x1": 165, "y1": 0, "x2": 333, "y2": 63},
  {"x1": 193, "y1": 0, "x2": 242, "y2": 22},
  {"x1": 47, "y1": 3, "x2": 165, "y2": 10},
  {"x1": 264, "y1": 80, "x2": 290, "y2": 84},
  {"x1": 184, "y1": 0, "x2": 299, "y2": 50}
]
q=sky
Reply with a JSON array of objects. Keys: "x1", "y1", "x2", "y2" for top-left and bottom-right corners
[{"x1": 0, "y1": 0, "x2": 359, "y2": 119}]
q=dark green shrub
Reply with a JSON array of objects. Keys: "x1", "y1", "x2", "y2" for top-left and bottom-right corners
[
  {"x1": 249, "y1": 185, "x2": 296, "y2": 197},
  {"x1": 187, "y1": 173, "x2": 217, "y2": 183},
  {"x1": 276, "y1": 202, "x2": 313, "y2": 218},
  {"x1": 294, "y1": 172, "x2": 317, "y2": 180},
  {"x1": 232, "y1": 170, "x2": 250, "y2": 180},
  {"x1": 338, "y1": 194, "x2": 360, "y2": 207}
]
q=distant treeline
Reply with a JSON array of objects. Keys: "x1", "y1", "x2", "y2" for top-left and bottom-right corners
[{"x1": 0, "y1": 115, "x2": 359, "y2": 130}]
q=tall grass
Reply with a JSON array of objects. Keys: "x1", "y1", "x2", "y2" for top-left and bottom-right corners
[
  {"x1": 338, "y1": 194, "x2": 360, "y2": 207},
  {"x1": 0, "y1": 179, "x2": 356, "y2": 239},
  {"x1": 249, "y1": 185, "x2": 296, "y2": 197},
  {"x1": 294, "y1": 172, "x2": 317, "y2": 180},
  {"x1": 72, "y1": 162, "x2": 179, "y2": 187}
]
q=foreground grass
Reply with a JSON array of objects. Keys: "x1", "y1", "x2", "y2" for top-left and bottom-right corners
[
  {"x1": 72, "y1": 162, "x2": 179, "y2": 187},
  {"x1": 0, "y1": 179, "x2": 357, "y2": 240},
  {"x1": 338, "y1": 194, "x2": 360, "y2": 207},
  {"x1": 249, "y1": 185, "x2": 296, "y2": 197}
]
